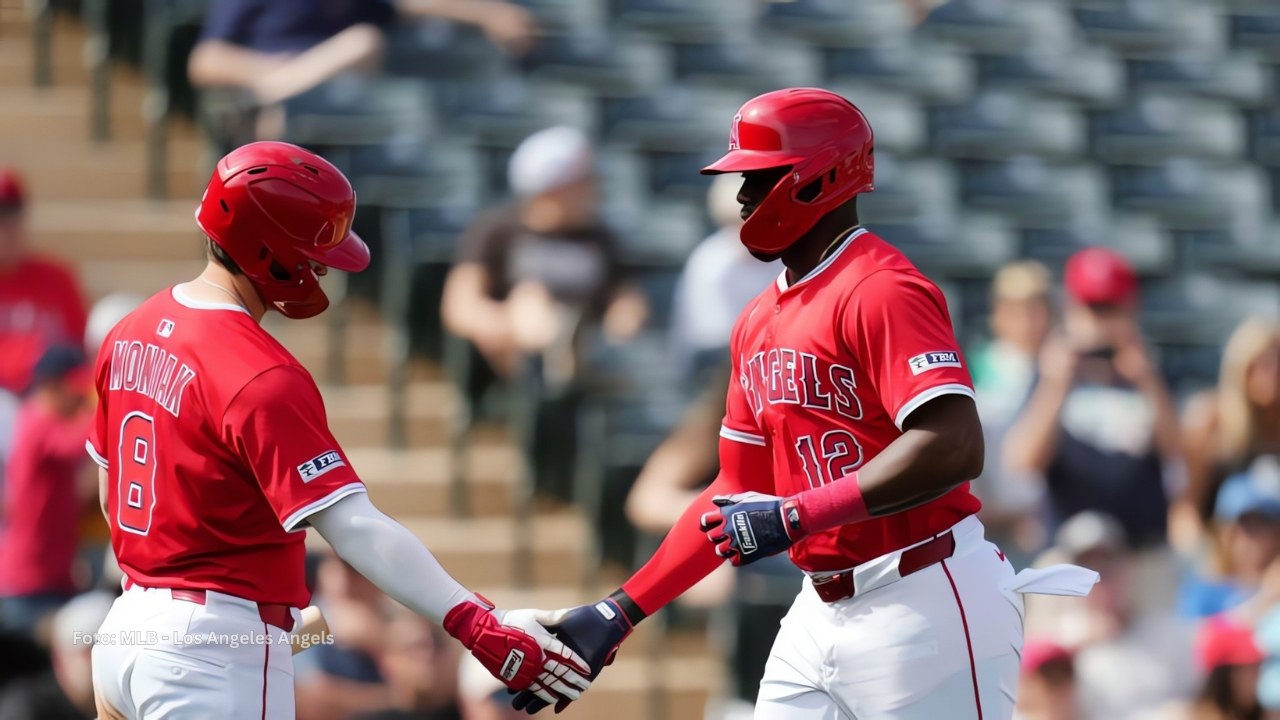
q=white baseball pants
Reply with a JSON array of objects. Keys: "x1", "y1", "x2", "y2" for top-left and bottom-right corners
[
  {"x1": 92, "y1": 583, "x2": 297, "y2": 719},
  {"x1": 754, "y1": 516, "x2": 1024, "y2": 720}
]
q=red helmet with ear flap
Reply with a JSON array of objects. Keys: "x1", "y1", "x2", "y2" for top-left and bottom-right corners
[
  {"x1": 195, "y1": 141, "x2": 370, "y2": 319},
  {"x1": 701, "y1": 88, "x2": 875, "y2": 255}
]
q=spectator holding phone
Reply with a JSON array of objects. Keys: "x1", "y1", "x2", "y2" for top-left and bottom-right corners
[{"x1": 1004, "y1": 247, "x2": 1182, "y2": 552}]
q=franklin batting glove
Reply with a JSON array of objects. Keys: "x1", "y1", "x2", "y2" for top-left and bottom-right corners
[
  {"x1": 699, "y1": 492, "x2": 806, "y2": 566},
  {"x1": 510, "y1": 597, "x2": 635, "y2": 714},
  {"x1": 444, "y1": 595, "x2": 591, "y2": 706}
]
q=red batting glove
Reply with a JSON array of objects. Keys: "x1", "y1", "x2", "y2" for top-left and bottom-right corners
[{"x1": 443, "y1": 595, "x2": 544, "y2": 692}]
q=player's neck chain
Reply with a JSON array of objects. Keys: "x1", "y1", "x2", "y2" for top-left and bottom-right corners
[
  {"x1": 818, "y1": 225, "x2": 862, "y2": 264},
  {"x1": 198, "y1": 277, "x2": 249, "y2": 312}
]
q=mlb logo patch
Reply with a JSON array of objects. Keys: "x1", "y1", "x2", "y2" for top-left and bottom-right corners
[
  {"x1": 298, "y1": 451, "x2": 345, "y2": 482},
  {"x1": 908, "y1": 351, "x2": 963, "y2": 376},
  {"x1": 157, "y1": 319, "x2": 175, "y2": 338}
]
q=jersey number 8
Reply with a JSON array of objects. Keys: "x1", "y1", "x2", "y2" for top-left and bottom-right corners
[{"x1": 118, "y1": 412, "x2": 157, "y2": 535}]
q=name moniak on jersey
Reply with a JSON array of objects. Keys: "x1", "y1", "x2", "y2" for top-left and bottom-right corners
[{"x1": 109, "y1": 340, "x2": 198, "y2": 418}]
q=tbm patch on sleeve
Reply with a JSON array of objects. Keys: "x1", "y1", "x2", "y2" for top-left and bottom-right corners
[
  {"x1": 907, "y1": 351, "x2": 963, "y2": 376},
  {"x1": 297, "y1": 451, "x2": 345, "y2": 482}
]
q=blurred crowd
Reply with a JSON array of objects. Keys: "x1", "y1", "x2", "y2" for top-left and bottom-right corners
[{"x1": 2, "y1": 0, "x2": 1280, "y2": 719}]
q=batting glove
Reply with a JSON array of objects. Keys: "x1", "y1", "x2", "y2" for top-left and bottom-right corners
[
  {"x1": 700, "y1": 492, "x2": 806, "y2": 566},
  {"x1": 510, "y1": 598, "x2": 635, "y2": 714},
  {"x1": 443, "y1": 595, "x2": 592, "y2": 706}
]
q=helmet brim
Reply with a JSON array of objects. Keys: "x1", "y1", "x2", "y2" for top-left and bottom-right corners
[
  {"x1": 309, "y1": 231, "x2": 371, "y2": 273},
  {"x1": 700, "y1": 149, "x2": 799, "y2": 176}
]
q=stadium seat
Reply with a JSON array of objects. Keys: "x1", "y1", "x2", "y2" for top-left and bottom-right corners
[
  {"x1": 1253, "y1": 108, "x2": 1280, "y2": 166},
  {"x1": 645, "y1": 147, "x2": 723, "y2": 200},
  {"x1": 978, "y1": 47, "x2": 1126, "y2": 106},
  {"x1": 1110, "y1": 159, "x2": 1270, "y2": 229},
  {"x1": 434, "y1": 76, "x2": 597, "y2": 147},
  {"x1": 1141, "y1": 273, "x2": 1280, "y2": 345},
  {"x1": 1128, "y1": 52, "x2": 1271, "y2": 106},
  {"x1": 1072, "y1": 0, "x2": 1225, "y2": 58},
  {"x1": 611, "y1": 0, "x2": 751, "y2": 42},
  {"x1": 1229, "y1": 10, "x2": 1280, "y2": 58},
  {"x1": 672, "y1": 38, "x2": 820, "y2": 95},
  {"x1": 920, "y1": 0, "x2": 1077, "y2": 53},
  {"x1": 347, "y1": 141, "x2": 486, "y2": 210},
  {"x1": 600, "y1": 84, "x2": 746, "y2": 151},
  {"x1": 931, "y1": 90, "x2": 1087, "y2": 160},
  {"x1": 1023, "y1": 212, "x2": 1175, "y2": 275},
  {"x1": 383, "y1": 20, "x2": 504, "y2": 81},
  {"x1": 1090, "y1": 94, "x2": 1246, "y2": 163},
  {"x1": 959, "y1": 156, "x2": 1109, "y2": 227},
  {"x1": 520, "y1": 31, "x2": 668, "y2": 95},
  {"x1": 873, "y1": 212, "x2": 1019, "y2": 278},
  {"x1": 827, "y1": 84, "x2": 926, "y2": 155},
  {"x1": 824, "y1": 41, "x2": 976, "y2": 104},
  {"x1": 1178, "y1": 220, "x2": 1280, "y2": 274},
  {"x1": 761, "y1": 0, "x2": 913, "y2": 47},
  {"x1": 918, "y1": 0, "x2": 1028, "y2": 52},
  {"x1": 508, "y1": 0, "x2": 607, "y2": 32},
  {"x1": 612, "y1": 197, "x2": 707, "y2": 267},
  {"x1": 858, "y1": 155, "x2": 960, "y2": 230},
  {"x1": 283, "y1": 77, "x2": 436, "y2": 147}
]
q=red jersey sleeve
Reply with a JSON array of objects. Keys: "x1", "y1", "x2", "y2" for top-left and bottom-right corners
[
  {"x1": 843, "y1": 270, "x2": 974, "y2": 430},
  {"x1": 86, "y1": 346, "x2": 110, "y2": 469},
  {"x1": 720, "y1": 313, "x2": 766, "y2": 448},
  {"x1": 222, "y1": 366, "x2": 365, "y2": 532}
]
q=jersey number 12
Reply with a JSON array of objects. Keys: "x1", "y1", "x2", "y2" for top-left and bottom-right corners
[{"x1": 794, "y1": 430, "x2": 863, "y2": 489}]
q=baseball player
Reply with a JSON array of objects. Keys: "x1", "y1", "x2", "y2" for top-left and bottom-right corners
[
  {"x1": 511, "y1": 89, "x2": 1099, "y2": 719},
  {"x1": 86, "y1": 142, "x2": 590, "y2": 719}
]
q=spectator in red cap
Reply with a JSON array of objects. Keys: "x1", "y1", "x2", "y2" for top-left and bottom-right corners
[
  {"x1": 0, "y1": 168, "x2": 88, "y2": 407},
  {"x1": 1005, "y1": 246, "x2": 1181, "y2": 552},
  {"x1": 1193, "y1": 615, "x2": 1264, "y2": 720},
  {"x1": 1014, "y1": 640, "x2": 1079, "y2": 720}
]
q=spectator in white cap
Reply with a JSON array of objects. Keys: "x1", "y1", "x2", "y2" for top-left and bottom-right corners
[
  {"x1": 667, "y1": 173, "x2": 781, "y2": 393},
  {"x1": 441, "y1": 126, "x2": 647, "y2": 499}
]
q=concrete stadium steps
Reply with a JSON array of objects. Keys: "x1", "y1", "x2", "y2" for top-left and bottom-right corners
[
  {"x1": 0, "y1": 16, "x2": 89, "y2": 85},
  {"x1": 78, "y1": 259, "x2": 205, "y2": 298},
  {"x1": 349, "y1": 445, "x2": 518, "y2": 516},
  {"x1": 0, "y1": 85, "x2": 207, "y2": 202},
  {"x1": 0, "y1": 74, "x2": 150, "y2": 141},
  {"x1": 26, "y1": 199, "x2": 204, "y2": 263},
  {"x1": 307, "y1": 512, "x2": 590, "y2": 588},
  {"x1": 268, "y1": 316, "x2": 395, "y2": 386}
]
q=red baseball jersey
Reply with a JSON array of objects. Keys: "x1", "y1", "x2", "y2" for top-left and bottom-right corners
[
  {"x1": 721, "y1": 228, "x2": 981, "y2": 573},
  {"x1": 86, "y1": 286, "x2": 365, "y2": 608}
]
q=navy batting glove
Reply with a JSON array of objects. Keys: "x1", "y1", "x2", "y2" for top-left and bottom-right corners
[
  {"x1": 699, "y1": 492, "x2": 806, "y2": 566},
  {"x1": 510, "y1": 597, "x2": 635, "y2": 714}
]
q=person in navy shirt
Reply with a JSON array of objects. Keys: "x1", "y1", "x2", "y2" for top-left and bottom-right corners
[{"x1": 188, "y1": 0, "x2": 536, "y2": 107}]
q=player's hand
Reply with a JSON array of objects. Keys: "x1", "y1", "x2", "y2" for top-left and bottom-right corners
[
  {"x1": 510, "y1": 599, "x2": 635, "y2": 714},
  {"x1": 700, "y1": 491, "x2": 805, "y2": 567},
  {"x1": 443, "y1": 595, "x2": 592, "y2": 706}
]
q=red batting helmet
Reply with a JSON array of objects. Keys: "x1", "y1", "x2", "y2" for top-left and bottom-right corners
[
  {"x1": 702, "y1": 88, "x2": 875, "y2": 255},
  {"x1": 195, "y1": 141, "x2": 369, "y2": 319}
]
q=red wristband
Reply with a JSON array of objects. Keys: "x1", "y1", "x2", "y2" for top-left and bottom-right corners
[{"x1": 794, "y1": 471, "x2": 870, "y2": 534}]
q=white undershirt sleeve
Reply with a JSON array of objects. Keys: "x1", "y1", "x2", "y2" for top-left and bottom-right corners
[{"x1": 308, "y1": 492, "x2": 474, "y2": 622}]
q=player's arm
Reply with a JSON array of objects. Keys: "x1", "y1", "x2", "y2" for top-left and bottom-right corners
[
  {"x1": 98, "y1": 466, "x2": 109, "y2": 521},
  {"x1": 224, "y1": 367, "x2": 589, "y2": 704},
  {"x1": 506, "y1": 432, "x2": 773, "y2": 714}
]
